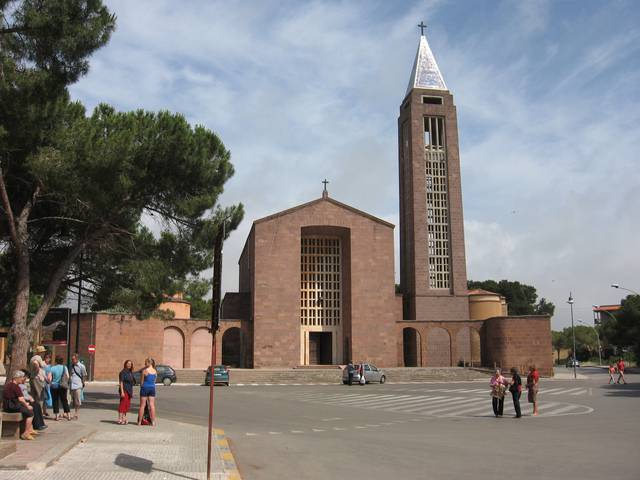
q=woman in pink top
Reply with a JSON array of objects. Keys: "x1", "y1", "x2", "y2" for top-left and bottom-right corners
[{"x1": 490, "y1": 369, "x2": 507, "y2": 417}]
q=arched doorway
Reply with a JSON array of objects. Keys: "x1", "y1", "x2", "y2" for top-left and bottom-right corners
[
  {"x1": 403, "y1": 327, "x2": 422, "y2": 367},
  {"x1": 222, "y1": 328, "x2": 242, "y2": 367},
  {"x1": 190, "y1": 328, "x2": 212, "y2": 369},
  {"x1": 162, "y1": 327, "x2": 184, "y2": 368},
  {"x1": 426, "y1": 327, "x2": 451, "y2": 367},
  {"x1": 470, "y1": 328, "x2": 481, "y2": 366},
  {"x1": 456, "y1": 327, "x2": 471, "y2": 366}
]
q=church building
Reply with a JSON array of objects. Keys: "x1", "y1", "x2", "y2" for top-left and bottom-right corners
[
  {"x1": 59, "y1": 30, "x2": 552, "y2": 380},
  {"x1": 215, "y1": 30, "x2": 553, "y2": 374}
]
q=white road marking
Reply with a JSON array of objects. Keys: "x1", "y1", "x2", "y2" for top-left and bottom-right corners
[
  {"x1": 312, "y1": 428, "x2": 325, "y2": 432},
  {"x1": 384, "y1": 396, "x2": 451, "y2": 412},
  {"x1": 569, "y1": 389, "x2": 588, "y2": 396},
  {"x1": 414, "y1": 398, "x2": 482, "y2": 415},
  {"x1": 543, "y1": 405, "x2": 585, "y2": 415},
  {"x1": 291, "y1": 430, "x2": 304, "y2": 434},
  {"x1": 548, "y1": 387, "x2": 584, "y2": 395},
  {"x1": 245, "y1": 432, "x2": 258, "y2": 436},
  {"x1": 268, "y1": 431, "x2": 282, "y2": 435},
  {"x1": 392, "y1": 396, "x2": 466, "y2": 413},
  {"x1": 538, "y1": 387, "x2": 563, "y2": 394}
]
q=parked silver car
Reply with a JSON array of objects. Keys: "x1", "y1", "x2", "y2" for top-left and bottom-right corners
[{"x1": 342, "y1": 363, "x2": 386, "y2": 384}]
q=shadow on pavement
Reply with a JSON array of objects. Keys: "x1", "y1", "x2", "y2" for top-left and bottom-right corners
[
  {"x1": 600, "y1": 382, "x2": 640, "y2": 397},
  {"x1": 114, "y1": 453, "x2": 199, "y2": 480},
  {"x1": 83, "y1": 390, "x2": 142, "y2": 412}
]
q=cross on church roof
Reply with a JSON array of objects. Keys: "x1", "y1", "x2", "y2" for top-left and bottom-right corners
[
  {"x1": 418, "y1": 21, "x2": 427, "y2": 36},
  {"x1": 322, "y1": 179, "x2": 329, "y2": 198}
]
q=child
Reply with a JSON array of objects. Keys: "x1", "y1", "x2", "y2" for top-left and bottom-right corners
[{"x1": 608, "y1": 364, "x2": 616, "y2": 384}]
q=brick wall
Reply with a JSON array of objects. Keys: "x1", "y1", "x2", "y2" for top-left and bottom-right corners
[
  {"x1": 249, "y1": 196, "x2": 400, "y2": 368},
  {"x1": 482, "y1": 315, "x2": 553, "y2": 376}
]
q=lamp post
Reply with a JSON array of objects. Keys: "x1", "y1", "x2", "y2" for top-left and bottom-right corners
[
  {"x1": 577, "y1": 319, "x2": 602, "y2": 366},
  {"x1": 611, "y1": 284, "x2": 640, "y2": 296},
  {"x1": 567, "y1": 293, "x2": 577, "y2": 379}
]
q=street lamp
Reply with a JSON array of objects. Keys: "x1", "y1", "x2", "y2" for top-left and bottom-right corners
[
  {"x1": 577, "y1": 319, "x2": 602, "y2": 366},
  {"x1": 611, "y1": 284, "x2": 640, "y2": 296},
  {"x1": 567, "y1": 293, "x2": 577, "y2": 379}
]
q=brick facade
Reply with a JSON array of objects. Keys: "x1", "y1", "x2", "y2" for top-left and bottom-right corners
[{"x1": 234, "y1": 195, "x2": 400, "y2": 368}]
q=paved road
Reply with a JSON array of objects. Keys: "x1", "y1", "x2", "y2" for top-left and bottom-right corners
[{"x1": 84, "y1": 368, "x2": 639, "y2": 480}]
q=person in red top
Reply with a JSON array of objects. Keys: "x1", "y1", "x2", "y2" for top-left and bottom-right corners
[
  {"x1": 608, "y1": 364, "x2": 617, "y2": 384},
  {"x1": 526, "y1": 365, "x2": 540, "y2": 416},
  {"x1": 616, "y1": 358, "x2": 627, "y2": 384}
]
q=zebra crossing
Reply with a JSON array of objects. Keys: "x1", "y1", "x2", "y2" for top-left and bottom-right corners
[
  {"x1": 394, "y1": 386, "x2": 590, "y2": 396},
  {"x1": 292, "y1": 390, "x2": 593, "y2": 418}
]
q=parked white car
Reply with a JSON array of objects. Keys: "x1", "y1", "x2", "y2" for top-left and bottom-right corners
[{"x1": 342, "y1": 363, "x2": 386, "y2": 384}]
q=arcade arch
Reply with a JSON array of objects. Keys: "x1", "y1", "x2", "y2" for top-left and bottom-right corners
[
  {"x1": 190, "y1": 328, "x2": 212, "y2": 369},
  {"x1": 162, "y1": 327, "x2": 184, "y2": 368},
  {"x1": 403, "y1": 327, "x2": 422, "y2": 367}
]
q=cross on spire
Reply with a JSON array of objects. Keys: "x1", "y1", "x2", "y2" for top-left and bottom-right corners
[
  {"x1": 417, "y1": 21, "x2": 427, "y2": 36},
  {"x1": 322, "y1": 179, "x2": 329, "y2": 198}
]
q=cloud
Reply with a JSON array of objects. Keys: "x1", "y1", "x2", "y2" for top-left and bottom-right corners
[{"x1": 68, "y1": 1, "x2": 640, "y2": 329}]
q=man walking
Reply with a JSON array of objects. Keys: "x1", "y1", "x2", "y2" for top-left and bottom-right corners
[{"x1": 70, "y1": 354, "x2": 87, "y2": 419}]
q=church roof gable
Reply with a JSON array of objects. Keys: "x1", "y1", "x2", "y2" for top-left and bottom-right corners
[
  {"x1": 253, "y1": 196, "x2": 394, "y2": 229},
  {"x1": 406, "y1": 34, "x2": 447, "y2": 94}
]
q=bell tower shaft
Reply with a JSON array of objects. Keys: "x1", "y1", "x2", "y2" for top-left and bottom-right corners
[{"x1": 398, "y1": 35, "x2": 469, "y2": 322}]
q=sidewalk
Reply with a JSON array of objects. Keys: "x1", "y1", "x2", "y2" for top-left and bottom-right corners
[{"x1": 0, "y1": 407, "x2": 240, "y2": 479}]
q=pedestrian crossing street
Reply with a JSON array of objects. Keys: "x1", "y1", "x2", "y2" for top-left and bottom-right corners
[{"x1": 292, "y1": 388, "x2": 594, "y2": 418}]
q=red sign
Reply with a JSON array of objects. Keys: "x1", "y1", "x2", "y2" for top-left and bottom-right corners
[{"x1": 88, "y1": 344, "x2": 96, "y2": 354}]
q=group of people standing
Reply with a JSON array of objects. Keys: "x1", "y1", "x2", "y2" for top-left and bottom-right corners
[
  {"x1": 1, "y1": 346, "x2": 87, "y2": 440},
  {"x1": 117, "y1": 357, "x2": 158, "y2": 426},
  {"x1": 490, "y1": 366, "x2": 539, "y2": 418}
]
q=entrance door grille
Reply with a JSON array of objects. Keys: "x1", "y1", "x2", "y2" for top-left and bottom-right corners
[{"x1": 300, "y1": 236, "x2": 341, "y2": 326}]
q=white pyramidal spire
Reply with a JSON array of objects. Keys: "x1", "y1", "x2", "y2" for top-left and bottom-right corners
[{"x1": 406, "y1": 34, "x2": 447, "y2": 95}]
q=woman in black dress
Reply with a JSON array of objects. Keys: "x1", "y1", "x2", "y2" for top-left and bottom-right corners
[{"x1": 117, "y1": 360, "x2": 135, "y2": 425}]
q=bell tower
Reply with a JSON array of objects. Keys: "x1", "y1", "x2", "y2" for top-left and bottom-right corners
[{"x1": 398, "y1": 26, "x2": 469, "y2": 321}]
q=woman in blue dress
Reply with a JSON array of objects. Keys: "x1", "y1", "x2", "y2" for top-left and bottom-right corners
[{"x1": 137, "y1": 358, "x2": 157, "y2": 426}]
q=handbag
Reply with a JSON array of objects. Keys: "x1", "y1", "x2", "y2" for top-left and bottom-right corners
[{"x1": 60, "y1": 366, "x2": 70, "y2": 389}]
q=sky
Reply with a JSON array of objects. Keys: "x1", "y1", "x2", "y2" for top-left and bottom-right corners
[{"x1": 68, "y1": 0, "x2": 640, "y2": 330}]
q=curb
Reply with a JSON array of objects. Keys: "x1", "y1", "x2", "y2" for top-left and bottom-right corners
[
  {"x1": 0, "y1": 426, "x2": 96, "y2": 471},
  {"x1": 215, "y1": 428, "x2": 242, "y2": 480}
]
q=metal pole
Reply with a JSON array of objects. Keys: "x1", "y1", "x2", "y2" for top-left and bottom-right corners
[
  {"x1": 207, "y1": 219, "x2": 225, "y2": 480},
  {"x1": 578, "y1": 319, "x2": 602, "y2": 367},
  {"x1": 568, "y1": 293, "x2": 576, "y2": 380},
  {"x1": 75, "y1": 250, "x2": 83, "y2": 354},
  {"x1": 65, "y1": 308, "x2": 71, "y2": 366}
]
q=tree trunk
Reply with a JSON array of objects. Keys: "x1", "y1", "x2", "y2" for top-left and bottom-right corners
[{"x1": 7, "y1": 215, "x2": 32, "y2": 378}]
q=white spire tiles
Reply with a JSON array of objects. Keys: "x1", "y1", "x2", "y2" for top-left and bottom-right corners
[{"x1": 406, "y1": 34, "x2": 447, "y2": 94}]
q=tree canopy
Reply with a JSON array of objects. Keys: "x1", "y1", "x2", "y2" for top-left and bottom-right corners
[
  {"x1": 467, "y1": 279, "x2": 555, "y2": 316},
  {"x1": 598, "y1": 295, "x2": 640, "y2": 361},
  {"x1": 0, "y1": 1, "x2": 243, "y2": 374}
]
